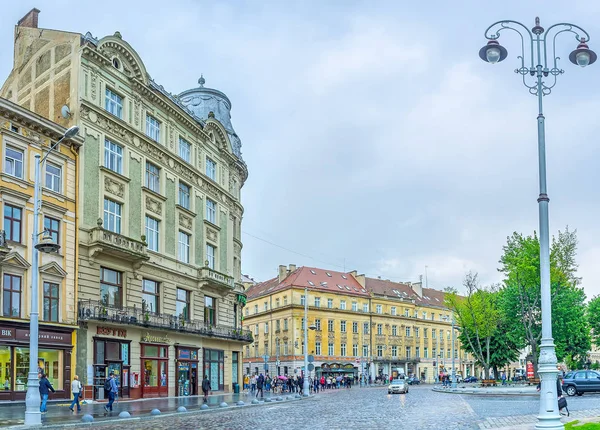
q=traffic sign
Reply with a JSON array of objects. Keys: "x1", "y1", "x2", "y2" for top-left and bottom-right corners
[
  {"x1": 276, "y1": 360, "x2": 281, "y2": 367},
  {"x1": 262, "y1": 355, "x2": 270, "y2": 361},
  {"x1": 308, "y1": 364, "x2": 315, "y2": 371},
  {"x1": 308, "y1": 355, "x2": 315, "y2": 363}
]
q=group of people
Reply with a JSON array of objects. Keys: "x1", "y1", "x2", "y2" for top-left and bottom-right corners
[{"x1": 242, "y1": 373, "x2": 355, "y2": 396}]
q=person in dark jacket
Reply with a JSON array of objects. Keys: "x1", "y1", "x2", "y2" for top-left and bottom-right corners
[
  {"x1": 202, "y1": 375, "x2": 211, "y2": 402},
  {"x1": 256, "y1": 373, "x2": 264, "y2": 398},
  {"x1": 38, "y1": 373, "x2": 55, "y2": 413}
]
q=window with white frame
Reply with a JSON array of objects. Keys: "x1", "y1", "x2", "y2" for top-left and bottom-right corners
[
  {"x1": 416, "y1": 347, "x2": 421, "y2": 358},
  {"x1": 447, "y1": 330, "x2": 451, "y2": 340},
  {"x1": 206, "y1": 198, "x2": 216, "y2": 224},
  {"x1": 352, "y1": 302, "x2": 358, "y2": 311},
  {"x1": 264, "y1": 301, "x2": 268, "y2": 311},
  {"x1": 105, "y1": 88, "x2": 123, "y2": 118},
  {"x1": 104, "y1": 139, "x2": 123, "y2": 174},
  {"x1": 391, "y1": 345, "x2": 398, "y2": 358},
  {"x1": 145, "y1": 162, "x2": 160, "y2": 193},
  {"x1": 377, "y1": 324, "x2": 383, "y2": 335},
  {"x1": 283, "y1": 342, "x2": 288, "y2": 355},
  {"x1": 264, "y1": 322, "x2": 269, "y2": 334},
  {"x1": 447, "y1": 349, "x2": 451, "y2": 359},
  {"x1": 376, "y1": 304, "x2": 382, "y2": 314},
  {"x1": 179, "y1": 182, "x2": 190, "y2": 209},
  {"x1": 432, "y1": 329, "x2": 437, "y2": 339},
  {"x1": 424, "y1": 328, "x2": 428, "y2": 338},
  {"x1": 5, "y1": 146, "x2": 24, "y2": 178},
  {"x1": 314, "y1": 297, "x2": 320, "y2": 307},
  {"x1": 178, "y1": 231, "x2": 190, "y2": 263},
  {"x1": 353, "y1": 344, "x2": 358, "y2": 356},
  {"x1": 424, "y1": 347, "x2": 429, "y2": 358},
  {"x1": 45, "y1": 162, "x2": 62, "y2": 193},
  {"x1": 315, "y1": 342, "x2": 321, "y2": 355},
  {"x1": 340, "y1": 300, "x2": 346, "y2": 310},
  {"x1": 377, "y1": 345, "x2": 383, "y2": 357},
  {"x1": 300, "y1": 295, "x2": 305, "y2": 306},
  {"x1": 404, "y1": 308, "x2": 409, "y2": 317},
  {"x1": 352, "y1": 322, "x2": 358, "y2": 333},
  {"x1": 392, "y1": 325, "x2": 397, "y2": 336},
  {"x1": 340, "y1": 343, "x2": 346, "y2": 356},
  {"x1": 405, "y1": 327, "x2": 411, "y2": 337},
  {"x1": 327, "y1": 298, "x2": 333, "y2": 309},
  {"x1": 328, "y1": 343, "x2": 334, "y2": 356},
  {"x1": 406, "y1": 347, "x2": 411, "y2": 359},
  {"x1": 415, "y1": 327, "x2": 420, "y2": 338},
  {"x1": 315, "y1": 319, "x2": 321, "y2": 330},
  {"x1": 145, "y1": 216, "x2": 159, "y2": 252},
  {"x1": 363, "y1": 303, "x2": 368, "y2": 313},
  {"x1": 206, "y1": 243, "x2": 216, "y2": 269},
  {"x1": 391, "y1": 306, "x2": 397, "y2": 316},
  {"x1": 328, "y1": 320, "x2": 334, "y2": 332},
  {"x1": 206, "y1": 157, "x2": 216, "y2": 181},
  {"x1": 363, "y1": 322, "x2": 369, "y2": 334},
  {"x1": 146, "y1": 114, "x2": 160, "y2": 142},
  {"x1": 362, "y1": 345, "x2": 369, "y2": 357},
  {"x1": 179, "y1": 137, "x2": 191, "y2": 163},
  {"x1": 283, "y1": 318, "x2": 288, "y2": 330},
  {"x1": 423, "y1": 311, "x2": 427, "y2": 319},
  {"x1": 103, "y1": 198, "x2": 122, "y2": 233}
]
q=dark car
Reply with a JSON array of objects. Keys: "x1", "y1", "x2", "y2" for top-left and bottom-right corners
[
  {"x1": 407, "y1": 377, "x2": 420, "y2": 385},
  {"x1": 463, "y1": 376, "x2": 478, "y2": 383},
  {"x1": 562, "y1": 370, "x2": 600, "y2": 396}
]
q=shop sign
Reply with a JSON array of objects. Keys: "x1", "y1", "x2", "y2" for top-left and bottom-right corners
[
  {"x1": 97, "y1": 326, "x2": 127, "y2": 338},
  {"x1": 0, "y1": 328, "x2": 14, "y2": 339},
  {"x1": 141, "y1": 332, "x2": 170, "y2": 344},
  {"x1": 14, "y1": 329, "x2": 71, "y2": 345}
]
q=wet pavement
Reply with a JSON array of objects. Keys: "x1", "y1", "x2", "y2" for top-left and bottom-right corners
[{"x1": 0, "y1": 390, "x2": 275, "y2": 427}]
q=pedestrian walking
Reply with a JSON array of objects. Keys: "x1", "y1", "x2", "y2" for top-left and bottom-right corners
[
  {"x1": 202, "y1": 374, "x2": 211, "y2": 402},
  {"x1": 38, "y1": 373, "x2": 55, "y2": 413},
  {"x1": 256, "y1": 373, "x2": 264, "y2": 398},
  {"x1": 103, "y1": 372, "x2": 118, "y2": 412},
  {"x1": 501, "y1": 372, "x2": 507, "y2": 386},
  {"x1": 251, "y1": 374, "x2": 257, "y2": 394},
  {"x1": 69, "y1": 375, "x2": 82, "y2": 412},
  {"x1": 243, "y1": 374, "x2": 250, "y2": 393}
]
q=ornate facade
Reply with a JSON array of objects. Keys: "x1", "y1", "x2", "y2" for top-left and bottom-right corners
[{"x1": 1, "y1": 9, "x2": 251, "y2": 399}]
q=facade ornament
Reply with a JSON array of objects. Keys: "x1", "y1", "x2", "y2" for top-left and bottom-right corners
[
  {"x1": 90, "y1": 68, "x2": 98, "y2": 100},
  {"x1": 104, "y1": 177, "x2": 124, "y2": 197},
  {"x1": 179, "y1": 213, "x2": 192, "y2": 230},
  {"x1": 207, "y1": 228, "x2": 218, "y2": 243},
  {"x1": 145, "y1": 196, "x2": 162, "y2": 215}
]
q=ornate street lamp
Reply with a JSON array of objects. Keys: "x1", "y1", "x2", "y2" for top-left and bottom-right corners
[{"x1": 479, "y1": 17, "x2": 595, "y2": 430}]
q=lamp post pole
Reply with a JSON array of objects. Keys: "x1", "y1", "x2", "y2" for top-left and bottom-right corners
[
  {"x1": 451, "y1": 316, "x2": 456, "y2": 389},
  {"x1": 303, "y1": 286, "x2": 309, "y2": 396},
  {"x1": 24, "y1": 126, "x2": 79, "y2": 426},
  {"x1": 479, "y1": 18, "x2": 596, "y2": 430}
]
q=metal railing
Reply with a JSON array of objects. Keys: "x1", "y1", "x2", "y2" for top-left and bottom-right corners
[
  {"x1": 78, "y1": 299, "x2": 253, "y2": 342},
  {"x1": 199, "y1": 267, "x2": 234, "y2": 288}
]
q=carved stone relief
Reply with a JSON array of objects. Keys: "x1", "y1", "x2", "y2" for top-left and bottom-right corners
[
  {"x1": 104, "y1": 177, "x2": 124, "y2": 197},
  {"x1": 179, "y1": 213, "x2": 192, "y2": 230},
  {"x1": 145, "y1": 196, "x2": 162, "y2": 215},
  {"x1": 133, "y1": 93, "x2": 141, "y2": 126},
  {"x1": 207, "y1": 228, "x2": 218, "y2": 243},
  {"x1": 90, "y1": 69, "x2": 98, "y2": 100}
]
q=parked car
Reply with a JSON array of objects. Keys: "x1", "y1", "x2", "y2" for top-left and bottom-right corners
[
  {"x1": 388, "y1": 379, "x2": 408, "y2": 394},
  {"x1": 463, "y1": 376, "x2": 478, "y2": 383},
  {"x1": 407, "y1": 377, "x2": 420, "y2": 385},
  {"x1": 562, "y1": 370, "x2": 600, "y2": 396}
]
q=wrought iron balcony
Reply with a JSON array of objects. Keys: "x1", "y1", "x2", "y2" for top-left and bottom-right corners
[
  {"x1": 78, "y1": 299, "x2": 253, "y2": 343},
  {"x1": 86, "y1": 226, "x2": 149, "y2": 263},
  {"x1": 199, "y1": 267, "x2": 234, "y2": 294}
]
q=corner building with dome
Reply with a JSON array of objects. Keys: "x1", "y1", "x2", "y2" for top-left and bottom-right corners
[{"x1": 1, "y1": 9, "x2": 251, "y2": 400}]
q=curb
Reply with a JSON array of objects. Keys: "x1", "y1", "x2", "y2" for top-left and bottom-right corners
[{"x1": 432, "y1": 387, "x2": 539, "y2": 396}]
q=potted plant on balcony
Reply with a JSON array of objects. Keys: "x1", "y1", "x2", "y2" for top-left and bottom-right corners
[{"x1": 142, "y1": 300, "x2": 150, "y2": 325}]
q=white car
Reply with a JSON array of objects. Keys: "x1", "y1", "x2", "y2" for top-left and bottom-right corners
[{"x1": 388, "y1": 379, "x2": 408, "y2": 394}]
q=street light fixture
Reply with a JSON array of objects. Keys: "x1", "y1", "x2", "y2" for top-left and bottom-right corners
[
  {"x1": 302, "y1": 285, "x2": 316, "y2": 397},
  {"x1": 479, "y1": 17, "x2": 594, "y2": 430},
  {"x1": 25, "y1": 125, "x2": 78, "y2": 426}
]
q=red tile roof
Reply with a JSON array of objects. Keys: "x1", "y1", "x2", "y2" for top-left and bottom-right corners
[
  {"x1": 365, "y1": 277, "x2": 450, "y2": 309},
  {"x1": 245, "y1": 266, "x2": 369, "y2": 300}
]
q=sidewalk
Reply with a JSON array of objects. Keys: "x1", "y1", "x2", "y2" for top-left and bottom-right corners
[
  {"x1": 481, "y1": 408, "x2": 600, "y2": 429},
  {"x1": 432, "y1": 383, "x2": 539, "y2": 396},
  {"x1": 0, "y1": 390, "x2": 302, "y2": 428}
]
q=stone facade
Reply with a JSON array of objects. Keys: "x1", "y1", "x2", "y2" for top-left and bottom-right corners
[{"x1": 1, "y1": 9, "x2": 251, "y2": 399}]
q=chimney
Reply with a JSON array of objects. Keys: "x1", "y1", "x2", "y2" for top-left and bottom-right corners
[
  {"x1": 289, "y1": 264, "x2": 297, "y2": 272},
  {"x1": 18, "y1": 8, "x2": 40, "y2": 28},
  {"x1": 412, "y1": 281, "x2": 423, "y2": 298},
  {"x1": 278, "y1": 265, "x2": 287, "y2": 282}
]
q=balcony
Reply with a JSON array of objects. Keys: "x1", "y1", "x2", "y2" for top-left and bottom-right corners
[
  {"x1": 199, "y1": 267, "x2": 234, "y2": 296},
  {"x1": 87, "y1": 227, "x2": 149, "y2": 264},
  {"x1": 78, "y1": 299, "x2": 253, "y2": 343}
]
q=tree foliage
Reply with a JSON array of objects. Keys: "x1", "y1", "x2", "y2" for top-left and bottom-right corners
[{"x1": 588, "y1": 295, "x2": 600, "y2": 348}]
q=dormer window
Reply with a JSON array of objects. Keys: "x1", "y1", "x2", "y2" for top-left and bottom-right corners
[{"x1": 112, "y1": 58, "x2": 120, "y2": 69}]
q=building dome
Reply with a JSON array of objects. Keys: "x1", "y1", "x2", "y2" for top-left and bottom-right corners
[{"x1": 179, "y1": 76, "x2": 243, "y2": 160}]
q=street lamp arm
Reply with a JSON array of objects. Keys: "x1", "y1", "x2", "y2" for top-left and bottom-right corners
[
  {"x1": 484, "y1": 20, "x2": 535, "y2": 70},
  {"x1": 543, "y1": 24, "x2": 592, "y2": 74}
]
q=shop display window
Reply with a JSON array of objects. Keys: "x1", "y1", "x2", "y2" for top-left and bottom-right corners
[
  {"x1": 0, "y1": 346, "x2": 10, "y2": 390},
  {"x1": 13, "y1": 348, "x2": 63, "y2": 391}
]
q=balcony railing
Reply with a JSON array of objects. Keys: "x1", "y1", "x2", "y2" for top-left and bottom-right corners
[
  {"x1": 199, "y1": 267, "x2": 234, "y2": 290},
  {"x1": 87, "y1": 227, "x2": 149, "y2": 263},
  {"x1": 78, "y1": 299, "x2": 253, "y2": 342}
]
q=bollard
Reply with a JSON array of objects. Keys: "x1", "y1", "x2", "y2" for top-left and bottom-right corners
[
  {"x1": 200, "y1": 404, "x2": 209, "y2": 410},
  {"x1": 81, "y1": 414, "x2": 94, "y2": 423},
  {"x1": 220, "y1": 402, "x2": 228, "y2": 408},
  {"x1": 251, "y1": 399, "x2": 259, "y2": 404},
  {"x1": 150, "y1": 408, "x2": 161, "y2": 416},
  {"x1": 177, "y1": 406, "x2": 187, "y2": 413},
  {"x1": 236, "y1": 401, "x2": 245, "y2": 406},
  {"x1": 118, "y1": 411, "x2": 131, "y2": 418}
]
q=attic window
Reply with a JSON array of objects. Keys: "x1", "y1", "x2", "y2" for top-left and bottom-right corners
[
  {"x1": 361, "y1": 289, "x2": 367, "y2": 293},
  {"x1": 326, "y1": 272, "x2": 332, "y2": 277},
  {"x1": 308, "y1": 281, "x2": 315, "y2": 286},
  {"x1": 310, "y1": 270, "x2": 317, "y2": 275},
  {"x1": 353, "y1": 287, "x2": 359, "y2": 292},
  {"x1": 112, "y1": 57, "x2": 120, "y2": 69},
  {"x1": 341, "y1": 275, "x2": 347, "y2": 279},
  {"x1": 320, "y1": 282, "x2": 328, "y2": 287},
  {"x1": 337, "y1": 284, "x2": 344, "y2": 290},
  {"x1": 10, "y1": 124, "x2": 19, "y2": 133},
  {"x1": 434, "y1": 298, "x2": 440, "y2": 302}
]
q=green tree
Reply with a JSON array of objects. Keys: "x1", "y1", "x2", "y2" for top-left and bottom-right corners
[
  {"x1": 446, "y1": 272, "x2": 500, "y2": 379},
  {"x1": 588, "y1": 295, "x2": 600, "y2": 347}
]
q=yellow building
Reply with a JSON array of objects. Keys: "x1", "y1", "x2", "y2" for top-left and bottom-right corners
[
  {"x1": 0, "y1": 96, "x2": 83, "y2": 401},
  {"x1": 244, "y1": 265, "x2": 477, "y2": 383}
]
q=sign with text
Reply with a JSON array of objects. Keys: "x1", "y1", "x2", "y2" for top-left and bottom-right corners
[
  {"x1": 14, "y1": 328, "x2": 71, "y2": 345},
  {"x1": 97, "y1": 326, "x2": 127, "y2": 338}
]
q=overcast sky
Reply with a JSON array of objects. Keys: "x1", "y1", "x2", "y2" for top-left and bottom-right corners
[{"x1": 2, "y1": 1, "x2": 600, "y2": 297}]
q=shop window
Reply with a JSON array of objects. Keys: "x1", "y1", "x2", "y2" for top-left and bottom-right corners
[
  {"x1": 14, "y1": 348, "x2": 63, "y2": 391},
  {"x1": 0, "y1": 346, "x2": 11, "y2": 390},
  {"x1": 100, "y1": 268, "x2": 122, "y2": 307},
  {"x1": 203, "y1": 348, "x2": 224, "y2": 391},
  {"x1": 142, "y1": 344, "x2": 168, "y2": 388},
  {"x1": 43, "y1": 282, "x2": 60, "y2": 322},
  {"x1": 3, "y1": 274, "x2": 22, "y2": 317}
]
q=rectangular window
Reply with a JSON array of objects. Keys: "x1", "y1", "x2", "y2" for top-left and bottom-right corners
[
  {"x1": 447, "y1": 330, "x2": 451, "y2": 340},
  {"x1": 362, "y1": 345, "x2": 368, "y2": 357},
  {"x1": 432, "y1": 329, "x2": 437, "y2": 339},
  {"x1": 447, "y1": 349, "x2": 451, "y2": 359},
  {"x1": 327, "y1": 299, "x2": 333, "y2": 309},
  {"x1": 103, "y1": 198, "x2": 122, "y2": 233},
  {"x1": 340, "y1": 300, "x2": 346, "y2": 310},
  {"x1": 283, "y1": 296, "x2": 288, "y2": 305},
  {"x1": 314, "y1": 297, "x2": 320, "y2": 307},
  {"x1": 45, "y1": 162, "x2": 62, "y2": 193},
  {"x1": 391, "y1": 306, "x2": 397, "y2": 316},
  {"x1": 3, "y1": 274, "x2": 22, "y2": 317},
  {"x1": 377, "y1": 324, "x2": 383, "y2": 335},
  {"x1": 5, "y1": 146, "x2": 24, "y2": 178},
  {"x1": 206, "y1": 243, "x2": 216, "y2": 269},
  {"x1": 300, "y1": 295, "x2": 305, "y2": 306},
  {"x1": 283, "y1": 319, "x2": 288, "y2": 330},
  {"x1": 406, "y1": 347, "x2": 411, "y2": 359},
  {"x1": 327, "y1": 320, "x2": 334, "y2": 332},
  {"x1": 105, "y1": 88, "x2": 123, "y2": 118},
  {"x1": 424, "y1": 328, "x2": 428, "y2": 338},
  {"x1": 392, "y1": 325, "x2": 397, "y2": 336},
  {"x1": 206, "y1": 199, "x2": 216, "y2": 224},
  {"x1": 431, "y1": 313, "x2": 435, "y2": 321},
  {"x1": 353, "y1": 344, "x2": 358, "y2": 357},
  {"x1": 423, "y1": 311, "x2": 427, "y2": 319},
  {"x1": 415, "y1": 327, "x2": 420, "y2": 338},
  {"x1": 179, "y1": 137, "x2": 191, "y2": 163},
  {"x1": 352, "y1": 322, "x2": 358, "y2": 333},
  {"x1": 178, "y1": 182, "x2": 190, "y2": 209},
  {"x1": 206, "y1": 157, "x2": 216, "y2": 181},
  {"x1": 341, "y1": 343, "x2": 346, "y2": 356},
  {"x1": 264, "y1": 322, "x2": 269, "y2": 334},
  {"x1": 352, "y1": 302, "x2": 358, "y2": 311},
  {"x1": 178, "y1": 231, "x2": 190, "y2": 263},
  {"x1": 315, "y1": 342, "x2": 321, "y2": 355},
  {"x1": 264, "y1": 302, "x2": 268, "y2": 311},
  {"x1": 276, "y1": 320, "x2": 280, "y2": 331},
  {"x1": 315, "y1": 319, "x2": 321, "y2": 331},
  {"x1": 146, "y1": 114, "x2": 160, "y2": 142},
  {"x1": 145, "y1": 162, "x2": 160, "y2": 193},
  {"x1": 376, "y1": 304, "x2": 382, "y2": 314},
  {"x1": 363, "y1": 303, "x2": 368, "y2": 313},
  {"x1": 416, "y1": 347, "x2": 421, "y2": 358},
  {"x1": 104, "y1": 139, "x2": 123, "y2": 174},
  {"x1": 100, "y1": 268, "x2": 122, "y2": 307},
  {"x1": 145, "y1": 216, "x2": 159, "y2": 252},
  {"x1": 377, "y1": 345, "x2": 383, "y2": 357},
  {"x1": 424, "y1": 347, "x2": 429, "y2": 359},
  {"x1": 44, "y1": 217, "x2": 60, "y2": 250},
  {"x1": 328, "y1": 343, "x2": 334, "y2": 356},
  {"x1": 176, "y1": 288, "x2": 190, "y2": 320},
  {"x1": 404, "y1": 308, "x2": 409, "y2": 317},
  {"x1": 340, "y1": 320, "x2": 346, "y2": 333},
  {"x1": 363, "y1": 322, "x2": 369, "y2": 334},
  {"x1": 391, "y1": 346, "x2": 397, "y2": 357},
  {"x1": 142, "y1": 279, "x2": 159, "y2": 313},
  {"x1": 4, "y1": 204, "x2": 22, "y2": 243},
  {"x1": 42, "y1": 282, "x2": 60, "y2": 322},
  {"x1": 405, "y1": 327, "x2": 411, "y2": 337}
]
